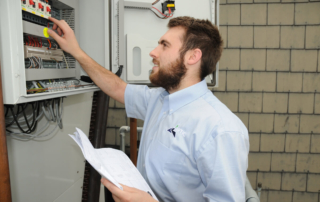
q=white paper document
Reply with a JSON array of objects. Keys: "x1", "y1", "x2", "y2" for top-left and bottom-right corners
[{"x1": 69, "y1": 128, "x2": 158, "y2": 201}]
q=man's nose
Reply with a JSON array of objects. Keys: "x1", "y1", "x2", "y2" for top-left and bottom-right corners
[{"x1": 149, "y1": 47, "x2": 158, "y2": 59}]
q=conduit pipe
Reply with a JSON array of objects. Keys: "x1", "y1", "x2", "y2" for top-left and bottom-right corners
[
  {"x1": 245, "y1": 176, "x2": 260, "y2": 202},
  {"x1": 119, "y1": 126, "x2": 143, "y2": 153}
]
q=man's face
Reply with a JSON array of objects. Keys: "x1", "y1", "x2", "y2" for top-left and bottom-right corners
[{"x1": 149, "y1": 26, "x2": 187, "y2": 91}]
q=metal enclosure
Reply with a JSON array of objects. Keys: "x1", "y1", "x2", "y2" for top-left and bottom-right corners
[
  {"x1": 0, "y1": 0, "x2": 104, "y2": 105},
  {"x1": 110, "y1": 0, "x2": 220, "y2": 87}
]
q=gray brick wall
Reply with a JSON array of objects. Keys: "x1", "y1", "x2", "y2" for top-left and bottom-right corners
[{"x1": 218, "y1": 0, "x2": 320, "y2": 201}]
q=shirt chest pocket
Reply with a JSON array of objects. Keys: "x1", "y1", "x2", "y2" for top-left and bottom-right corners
[{"x1": 150, "y1": 140, "x2": 186, "y2": 193}]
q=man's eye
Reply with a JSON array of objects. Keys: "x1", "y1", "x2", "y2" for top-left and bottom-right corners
[{"x1": 163, "y1": 43, "x2": 167, "y2": 47}]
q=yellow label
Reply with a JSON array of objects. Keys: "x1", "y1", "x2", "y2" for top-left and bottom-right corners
[
  {"x1": 22, "y1": 8, "x2": 27, "y2": 11},
  {"x1": 41, "y1": 15, "x2": 44, "y2": 17},
  {"x1": 32, "y1": 11, "x2": 36, "y2": 14},
  {"x1": 167, "y1": 4, "x2": 175, "y2": 7}
]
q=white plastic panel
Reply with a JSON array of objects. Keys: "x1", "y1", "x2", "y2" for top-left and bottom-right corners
[{"x1": 126, "y1": 34, "x2": 157, "y2": 82}]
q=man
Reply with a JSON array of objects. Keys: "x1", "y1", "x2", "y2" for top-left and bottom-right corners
[{"x1": 48, "y1": 16, "x2": 249, "y2": 202}]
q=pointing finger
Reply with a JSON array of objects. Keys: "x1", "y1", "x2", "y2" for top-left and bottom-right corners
[{"x1": 47, "y1": 29, "x2": 63, "y2": 44}]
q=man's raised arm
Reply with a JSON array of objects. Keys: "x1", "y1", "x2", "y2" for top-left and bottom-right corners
[{"x1": 47, "y1": 17, "x2": 127, "y2": 104}]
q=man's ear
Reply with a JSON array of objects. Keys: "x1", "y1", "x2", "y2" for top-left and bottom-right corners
[{"x1": 186, "y1": 48, "x2": 202, "y2": 66}]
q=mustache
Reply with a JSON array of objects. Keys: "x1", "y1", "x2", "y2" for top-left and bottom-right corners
[{"x1": 152, "y1": 59, "x2": 160, "y2": 65}]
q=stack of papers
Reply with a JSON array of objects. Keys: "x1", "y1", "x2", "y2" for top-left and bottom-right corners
[{"x1": 69, "y1": 128, "x2": 158, "y2": 201}]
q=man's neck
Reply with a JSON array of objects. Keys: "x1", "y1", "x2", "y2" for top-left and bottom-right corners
[{"x1": 168, "y1": 76, "x2": 201, "y2": 94}]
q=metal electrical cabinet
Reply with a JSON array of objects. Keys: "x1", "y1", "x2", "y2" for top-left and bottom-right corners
[
  {"x1": 110, "y1": 0, "x2": 220, "y2": 87},
  {"x1": 0, "y1": 0, "x2": 103, "y2": 105}
]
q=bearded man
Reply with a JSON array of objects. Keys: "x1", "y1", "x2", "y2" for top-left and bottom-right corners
[{"x1": 48, "y1": 16, "x2": 249, "y2": 202}]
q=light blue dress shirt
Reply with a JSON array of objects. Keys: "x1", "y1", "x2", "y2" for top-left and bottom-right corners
[{"x1": 125, "y1": 80, "x2": 249, "y2": 202}]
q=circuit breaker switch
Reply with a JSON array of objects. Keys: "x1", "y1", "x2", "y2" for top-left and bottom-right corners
[
  {"x1": 29, "y1": 0, "x2": 35, "y2": 7},
  {"x1": 46, "y1": 6, "x2": 51, "y2": 14},
  {"x1": 38, "y1": 3, "x2": 44, "y2": 11}
]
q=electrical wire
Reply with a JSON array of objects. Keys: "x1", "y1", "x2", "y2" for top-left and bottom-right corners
[
  {"x1": 151, "y1": 6, "x2": 173, "y2": 18},
  {"x1": 152, "y1": 0, "x2": 160, "y2": 5}
]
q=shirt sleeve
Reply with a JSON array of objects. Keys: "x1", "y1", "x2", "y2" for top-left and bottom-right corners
[
  {"x1": 124, "y1": 84, "x2": 154, "y2": 121},
  {"x1": 196, "y1": 132, "x2": 249, "y2": 202}
]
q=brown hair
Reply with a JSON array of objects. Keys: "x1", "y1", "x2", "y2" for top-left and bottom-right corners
[{"x1": 168, "y1": 16, "x2": 223, "y2": 80}]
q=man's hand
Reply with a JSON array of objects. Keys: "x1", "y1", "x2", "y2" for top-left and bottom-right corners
[
  {"x1": 47, "y1": 17, "x2": 83, "y2": 59},
  {"x1": 101, "y1": 178, "x2": 157, "y2": 202}
]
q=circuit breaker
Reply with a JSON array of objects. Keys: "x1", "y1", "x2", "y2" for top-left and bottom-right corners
[
  {"x1": 110, "y1": 0, "x2": 220, "y2": 87},
  {"x1": 0, "y1": 0, "x2": 106, "y2": 104}
]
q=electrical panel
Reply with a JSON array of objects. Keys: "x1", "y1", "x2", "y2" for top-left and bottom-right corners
[
  {"x1": 0, "y1": 0, "x2": 105, "y2": 104},
  {"x1": 110, "y1": 0, "x2": 220, "y2": 87}
]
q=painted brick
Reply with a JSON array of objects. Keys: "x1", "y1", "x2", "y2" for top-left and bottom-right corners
[
  {"x1": 105, "y1": 128, "x2": 116, "y2": 145},
  {"x1": 263, "y1": 93, "x2": 288, "y2": 113},
  {"x1": 286, "y1": 134, "x2": 311, "y2": 153},
  {"x1": 241, "y1": 4, "x2": 267, "y2": 25},
  {"x1": 220, "y1": 5, "x2": 240, "y2": 25},
  {"x1": 228, "y1": 26, "x2": 253, "y2": 48},
  {"x1": 268, "y1": 191, "x2": 292, "y2": 202},
  {"x1": 235, "y1": 113, "x2": 249, "y2": 129},
  {"x1": 109, "y1": 98, "x2": 115, "y2": 107},
  {"x1": 249, "y1": 114, "x2": 274, "y2": 133},
  {"x1": 220, "y1": 0, "x2": 226, "y2": 4},
  {"x1": 315, "y1": 94, "x2": 320, "y2": 114},
  {"x1": 239, "y1": 93, "x2": 262, "y2": 112},
  {"x1": 271, "y1": 153, "x2": 296, "y2": 172},
  {"x1": 282, "y1": 173, "x2": 307, "y2": 191},
  {"x1": 227, "y1": 71, "x2": 252, "y2": 91},
  {"x1": 260, "y1": 134, "x2": 285, "y2": 152},
  {"x1": 291, "y1": 50, "x2": 318, "y2": 72},
  {"x1": 219, "y1": 49, "x2": 240, "y2": 70},
  {"x1": 107, "y1": 108, "x2": 127, "y2": 127},
  {"x1": 248, "y1": 153, "x2": 271, "y2": 171},
  {"x1": 308, "y1": 174, "x2": 320, "y2": 192},
  {"x1": 295, "y1": 3, "x2": 320, "y2": 25},
  {"x1": 115, "y1": 100, "x2": 125, "y2": 108},
  {"x1": 282, "y1": 0, "x2": 308, "y2": 2},
  {"x1": 249, "y1": 133, "x2": 260, "y2": 152},
  {"x1": 300, "y1": 115, "x2": 320, "y2": 133},
  {"x1": 297, "y1": 154, "x2": 320, "y2": 173},
  {"x1": 318, "y1": 51, "x2": 320, "y2": 71},
  {"x1": 215, "y1": 70, "x2": 226, "y2": 91},
  {"x1": 280, "y1": 26, "x2": 305, "y2": 49},
  {"x1": 268, "y1": 4, "x2": 294, "y2": 25},
  {"x1": 214, "y1": 92, "x2": 238, "y2": 112},
  {"x1": 228, "y1": 0, "x2": 253, "y2": 3},
  {"x1": 254, "y1": 0, "x2": 280, "y2": 3},
  {"x1": 306, "y1": 26, "x2": 320, "y2": 49},
  {"x1": 219, "y1": 26, "x2": 227, "y2": 48},
  {"x1": 277, "y1": 73, "x2": 303, "y2": 92},
  {"x1": 289, "y1": 93, "x2": 314, "y2": 114},
  {"x1": 137, "y1": 119, "x2": 144, "y2": 127},
  {"x1": 257, "y1": 172, "x2": 281, "y2": 189},
  {"x1": 292, "y1": 192, "x2": 318, "y2": 202},
  {"x1": 311, "y1": 135, "x2": 320, "y2": 153},
  {"x1": 266, "y1": 50, "x2": 290, "y2": 71},
  {"x1": 303, "y1": 73, "x2": 320, "y2": 92},
  {"x1": 252, "y1": 72, "x2": 276, "y2": 92},
  {"x1": 274, "y1": 114, "x2": 299, "y2": 133},
  {"x1": 260, "y1": 190, "x2": 268, "y2": 202},
  {"x1": 254, "y1": 26, "x2": 280, "y2": 48},
  {"x1": 240, "y1": 49, "x2": 266, "y2": 71},
  {"x1": 247, "y1": 172, "x2": 257, "y2": 189}
]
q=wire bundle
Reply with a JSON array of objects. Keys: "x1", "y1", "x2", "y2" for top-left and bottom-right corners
[
  {"x1": 5, "y1": 98, "x2": 64, "y2": 141},
  {"x1": 150, "y1": 0, "x2": 174, "y2": 19}
]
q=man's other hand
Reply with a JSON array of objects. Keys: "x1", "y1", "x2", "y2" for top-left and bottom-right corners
[
  {"x1": 47, "y1": 17, "x2": 83, "y2": 58},
  {"x1": 101, "y1": 178, "x2": 157, "y2": 202}
]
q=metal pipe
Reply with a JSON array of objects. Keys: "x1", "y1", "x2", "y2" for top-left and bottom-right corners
[
  {"x1": 119, "y1": 126, "x2": 143, "y2": 152},
  {"x1": 245, "y1": 176, "x2": 260, "y2": 202}
]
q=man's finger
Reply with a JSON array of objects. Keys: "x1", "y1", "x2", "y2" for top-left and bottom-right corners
[
  {"x1": 57, "y1": 27, "x2": 62, "y2": 36},
  {"x1": 101, "y1": 178, "x2": 125, "y2": 198},
  {"x1": 49, "y1": 17, "x2": 68, "y2": 33},
  {"x1": 47, "y1": 29, "x2": 63, "y2": 44}
]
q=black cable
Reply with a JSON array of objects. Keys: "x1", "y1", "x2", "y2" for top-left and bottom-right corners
[
  {"x1": 22, "y1": 103, "x2": 33, "y2": 133},
  {"x1": 9, "y1": 107, "x2": 28, "y2": 133}
]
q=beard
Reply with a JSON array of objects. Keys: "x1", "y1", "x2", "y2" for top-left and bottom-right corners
[{"x1": 149, "y1": 57, "x2": 187, "y2": 92}]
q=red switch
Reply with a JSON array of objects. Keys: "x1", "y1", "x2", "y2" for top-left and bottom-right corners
[
  {"x1": 29, "y1": 0, "x2": 35, "y2": 7},
  {"x1": 38, "y1": 3, "x2": 44, "y2": 11},
  {"x1": 46, "y1": 6, "x2": 51, "y2": 14}
]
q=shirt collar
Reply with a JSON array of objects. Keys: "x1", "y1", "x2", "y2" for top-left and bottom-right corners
[{"x1": 162, "y1": 80, "x2": 208, "y2": 114}]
